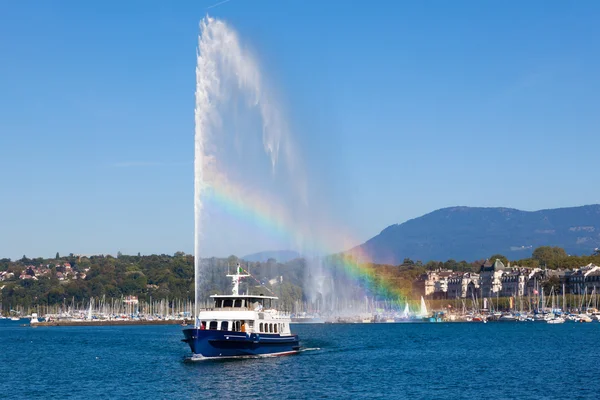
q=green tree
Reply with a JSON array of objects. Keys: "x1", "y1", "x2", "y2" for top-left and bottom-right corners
[
  {"x1": 444, "y1": 259, "x2": 458, "y2": 270},
  {"x1": 55, "y1": 252, "x2": 60, "y2": 260},
  {"x1": 425, "y1": 261, "x2": 438, "y2": 271},
  {"x1": 532, "y1": 246, "x2": 567, "y2": 268}
]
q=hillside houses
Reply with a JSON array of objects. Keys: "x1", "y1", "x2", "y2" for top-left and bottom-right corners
[{"x1": 0, "y1": 263, "x2": 87, "y2": 283}]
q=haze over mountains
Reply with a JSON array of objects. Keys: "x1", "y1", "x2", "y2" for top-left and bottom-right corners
[{"x1": 352, "y1": 205, "x2": 600, "y2": 264}]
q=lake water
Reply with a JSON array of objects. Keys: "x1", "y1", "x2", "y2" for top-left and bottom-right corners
[{"x1": 0, "y1": 319, "x2": 597, "y2": 399}]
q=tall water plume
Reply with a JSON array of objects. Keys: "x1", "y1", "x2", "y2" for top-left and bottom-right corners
[
  {"x1": 194, "y1": 16, "x2": 307, "y2": 322},
  {"x1": 193, "y1": 17, "x2": 386, "y2": 322}
]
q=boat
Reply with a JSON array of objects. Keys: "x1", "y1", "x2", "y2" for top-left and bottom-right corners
[
  {"x1": 498, "y1": 313, "x2": 518, "y2": 322},
  {"x1": 547, "y1": 317, "x2": 565, "y2": 324},
  {"x1": 416, "y1": 296, "x2": 430, "y2": 319},
  {"x1": 578, "y1": 314, "x2": 593, "y2": 323},
  {"x1": 10, "y1": 317, "x2": 20, "y2": 321},
  {"x1": 30, "y1": 313, "x2": 40, "y2": 324},
  {"x1": 182, "y1": 265, "x2": 299, "y2": 359}
]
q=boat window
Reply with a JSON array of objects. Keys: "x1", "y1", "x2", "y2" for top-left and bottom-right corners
[
  {"x1": 269, "y1": 323, "x2": 273, "y2": 333},
  {"x1": 248, "y1": 320, "x2": 254, "y2": 328},
  {"x1": 234, "y1": 299, "x2": 242, "y2": 308},
  {"x1": 274, "y1": 324, "x2": 278, "y2": 333},
  {"x1": 259, "y1": 323, "x2": 263, "y2": 332},
  {"x1": 223, "y1": 299, "x2": 233, "y2": 308},
  {"x1": 209, "y1": 321, "x2": 218, "y2": 330},
  {"x1": 221, "y1": 321, "x2": 229, "y2": 331}
]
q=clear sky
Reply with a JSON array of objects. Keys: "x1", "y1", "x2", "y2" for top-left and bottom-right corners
[{"x1": 1, "y1": 1, "x2": 599, "y2": 260}]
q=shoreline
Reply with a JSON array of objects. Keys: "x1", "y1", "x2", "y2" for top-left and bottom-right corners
[{"x1": 32, "y1": 319, "x2": 190, "y2": 327}]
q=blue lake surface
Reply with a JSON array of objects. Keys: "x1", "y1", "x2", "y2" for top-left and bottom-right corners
[{"x1": 0, "y1": 319, "x2": 598, "y2": 399}]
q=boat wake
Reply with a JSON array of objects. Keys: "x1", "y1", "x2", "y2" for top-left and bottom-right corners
[
  {"x1": 299, "y1": 347, "x2": 321, "y2": 353},
  {"x1": 183, "y1": 347, "x2": 322, "y2": 362},
  {"x1": 183, "y1": 350, "x2": 301, "y2": 363}
]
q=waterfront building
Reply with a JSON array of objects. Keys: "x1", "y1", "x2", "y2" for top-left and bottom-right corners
[
  {"x1": 566, "y1": 264, "x2": 600, "y2": 295},
  {"x1": 479, "y1": 259, "x2": 505, "y2": 298},
  {"x1": 499, "y1": 269, "x2": 529, "y2": 297},
  {"x1": 413, "y1": 269, "x2": 454, "y2": 298},
  {"x1": 447, "y1": 273, "x2": 480, "y2": 299}
]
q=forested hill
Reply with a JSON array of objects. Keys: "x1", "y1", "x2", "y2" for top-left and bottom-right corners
[{"x1": 353, "y1": 205, "x2": 600, "y2": 264}]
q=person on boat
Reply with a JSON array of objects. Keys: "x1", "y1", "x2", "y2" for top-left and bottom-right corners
[
  {"x1": 200, "y1": 321, "x2": 206, "y2": 330},
  {"x1": 241, "y1": 321, "x2": 246, "y2": 332}
]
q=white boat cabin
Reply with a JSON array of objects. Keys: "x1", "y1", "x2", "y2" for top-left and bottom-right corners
[{"x1": 198, "y1": 294, "x2": 292, "y2": 336}]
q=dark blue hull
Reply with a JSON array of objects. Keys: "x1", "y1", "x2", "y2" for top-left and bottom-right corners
[{"x1": 182, "y1": 328, "x2": 300, "y2": 359}]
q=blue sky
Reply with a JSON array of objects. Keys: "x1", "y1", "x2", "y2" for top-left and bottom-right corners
[{"x1": 1, "y1": 1, "x2": 599, "y2": 259}]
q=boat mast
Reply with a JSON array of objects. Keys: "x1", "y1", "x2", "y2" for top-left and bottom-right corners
[{"x1": 226, "y1": 263, "x2": 250, "y2": 295}]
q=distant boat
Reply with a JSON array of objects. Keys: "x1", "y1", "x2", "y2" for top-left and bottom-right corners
[
  {"x1": 499, "y1": 313, "x2": 517, "y2": 322},
  {"x1": 10, "y1": 317, "x2": 20, "y2": 321},
  {"x1": 402, "y1": 303, "x2": 410, "y2": 318},
  {"x1": 416, "y1": 296, "x2": 429, "y2": 318},
  {"x1": 578, "y1": 314, "x2": 593, "y2": 323}
]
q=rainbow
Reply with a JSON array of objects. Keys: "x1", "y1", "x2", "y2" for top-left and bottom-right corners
[{"x1": 203, "y1": 179, "x2": 413, "y2": 303}]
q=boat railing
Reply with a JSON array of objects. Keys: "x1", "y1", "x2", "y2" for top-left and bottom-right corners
[{"x1": 197, "y1": 307, "x2": 292, "y2": 319}]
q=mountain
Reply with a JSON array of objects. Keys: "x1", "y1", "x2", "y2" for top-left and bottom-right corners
[
  {"x1": 242, "y1": 250, "x2": 302, "y2": 263},
  {"x1": 352, "y1": 205, "x2": 600, "y2": 264}
]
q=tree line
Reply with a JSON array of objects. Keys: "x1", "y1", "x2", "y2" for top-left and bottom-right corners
[{"x1": 1, "y1": 246, "x2": 599, "y2": 311}]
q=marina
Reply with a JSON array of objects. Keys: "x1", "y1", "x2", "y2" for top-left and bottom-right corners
[{"x1": 10, "y1": 290, "x2": 600, "y2": 327}]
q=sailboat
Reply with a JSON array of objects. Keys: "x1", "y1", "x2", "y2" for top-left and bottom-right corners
[
  {"x1": 402, "y1": 303, "x2": 410, "y2": 318},
  {"x1": 547, "y1": 287, "x2": 565, "y2": 324},
  {"x1": 86, "y1": 301, "x2": 93, "y2": 321},
  {"x1": 417, "y1": 296, "x2": 430, "y2": 320}
]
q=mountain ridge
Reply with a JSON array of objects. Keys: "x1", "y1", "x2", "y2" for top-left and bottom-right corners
[{"x1": 352, "y1": 204, "x2": 600, "y2": 264}]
